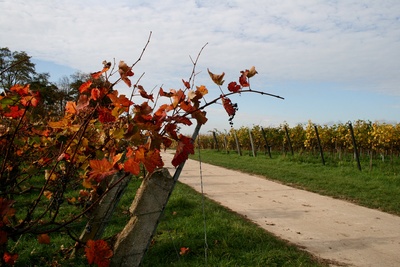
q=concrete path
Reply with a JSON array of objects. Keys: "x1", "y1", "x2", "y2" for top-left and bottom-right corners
[{"x1": 162, "y1": 152, "x2": 400, "y2": 267}]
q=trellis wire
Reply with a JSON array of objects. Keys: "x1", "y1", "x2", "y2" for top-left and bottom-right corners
[{"x1": 197, "y1": 135, "x2": 209, "y2": 266}]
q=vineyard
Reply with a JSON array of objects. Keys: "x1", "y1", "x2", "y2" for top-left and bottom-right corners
[{"x1": 196, "y1": 120, "x2": 400, "y2": 172}]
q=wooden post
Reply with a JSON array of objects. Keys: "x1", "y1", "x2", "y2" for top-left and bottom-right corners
[
  {"x1": 261, "y1": 128, "x2": 272, "y2": 158},
  {"x1": 348, "y1": 122, "x2": 362, "y2": 171},
  {"x1": 223, "y1": 135, "x2": 229, "y2": 153},
  {"x1": 233, "y1": 130, "x2": 242, "y2": 156},
  {"x1": 248, "y1": 128, "x2": 256, "y2": 157},
  {"x1": 284, "y1": 125, "x2": 294, "y2": 156},
  {"x1": 314, "y1": 124, "x2": 325, "y2": 165},
  {"x1": 212, "y1": 131, "x2": 219, "y2": 151}
]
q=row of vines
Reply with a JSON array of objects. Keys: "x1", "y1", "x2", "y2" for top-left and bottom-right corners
[{"x1": 197, "y1": 120, "x2": 400, "y2": 168}]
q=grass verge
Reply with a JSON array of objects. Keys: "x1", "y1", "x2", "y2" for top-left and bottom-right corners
[{"x1": 10, "y1": 178, "x2": 328, "y2": 266}]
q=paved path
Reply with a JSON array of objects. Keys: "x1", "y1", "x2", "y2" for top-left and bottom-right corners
[{"x1": 162, "y1": 152, "x2": 400, "y2": 267}]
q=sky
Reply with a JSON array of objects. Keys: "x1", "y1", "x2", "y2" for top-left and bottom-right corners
[{"x1": 1, "y1": 0, "x2": 400, "y2": 134}]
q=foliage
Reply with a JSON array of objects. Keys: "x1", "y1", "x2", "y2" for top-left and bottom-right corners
[
  {"x1": 199, "y1": 120, "x2": 400, "y2": 161},
  {"x1": 0, "y1": 40, "x2": 281, "y2": 265}
]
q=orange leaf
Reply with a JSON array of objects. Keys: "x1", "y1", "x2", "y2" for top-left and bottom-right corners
[
  {"x1": 172, "y1": 135, "x2": 194, "y2": 167},
  {"x1": 10, "y1": 84, "x2": 29, "y2": 96},
  {"x1": 38, "y1": 234, "x2": 50, "y2": 244},
  {"x1": 207, "y1": 68, "x2": 225, "y2": 86},
  {"x1": 118, "y1": 61, "x2": 134, "y2": 87},
  {"x1": 3, "y1": 252, "x2": 18, "y2": 266},
  {"x1": 88, "y1": 158, "x2": 117, "y2": 183},
  {"x1": 85, "y1": 239, "x2": 113, "y2": 267},
  {"x1": 91, "y1": 88, "x2": 101, "y2": 101},
  {"x1": 179, "y1": 247, "x2": 190, "y2": 255},
  {"x1": 79, "y1": 81, "x2": 92, "y2": 93},
  {"x1": 171, "y1": 115, "x2": 192, "y2": 126},
  {"x1": 65, "y1": 101, "x2": 77, "y2": 114},
  {"x1": 124, "y1": 157, "x2": 140, "y2": 175}
]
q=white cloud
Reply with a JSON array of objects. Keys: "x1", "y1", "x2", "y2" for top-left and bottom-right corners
[{"x1": 1, "y1": 0, "x2": 400, "y2": 130}]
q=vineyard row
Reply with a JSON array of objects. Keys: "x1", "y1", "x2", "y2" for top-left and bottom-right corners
[{"x1": 195, "y1": 120, "x2": 400, "y2": 168}]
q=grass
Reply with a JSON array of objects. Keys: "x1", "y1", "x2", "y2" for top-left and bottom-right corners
[
  {"x1": 189, "y1": 149, "x2": 400, "y2": 216},
  {"x1": 9, "y1": 177, "x2": 328, "y2": 266}
]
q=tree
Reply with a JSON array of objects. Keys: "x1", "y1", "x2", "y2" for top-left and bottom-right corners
[{"x1": 0, "y1": 47, "x2": 36, "y2": 92}]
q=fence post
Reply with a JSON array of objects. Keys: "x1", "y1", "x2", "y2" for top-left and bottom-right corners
[
  {"x1": 212, "y1": 131, "x2": 219, "y2": 151},
  {"x1": 314, "y1": 124, "x2": 325, "y2": 165},
  {"x1": 348, "y1": 122, "x2": 362, "y2": 171},
  {"x1": 248, "y1": 128, "x2": 256, "y2": 157},
  {"x1": 284, "y1": 125, "x2": 294, "y2": 156},
  {"x1": 223, "y1": 135, "x2": 229, "y2": 154},
  {"x1": 261, "y1": 128, "x2": 272, "y2": 158},
  {"x1": 233, "y1": 130, "x2": 242, "y2": 156}
]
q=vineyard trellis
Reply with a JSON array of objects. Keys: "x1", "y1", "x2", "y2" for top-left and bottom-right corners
[{"x1": 197, "y1": 120, "x2": 400, "y2": 170}]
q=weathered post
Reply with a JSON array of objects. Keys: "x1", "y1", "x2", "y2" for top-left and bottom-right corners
[
  {"x1": 348, "y1": 122, "x2": 362, "y2": 171},
  {"x1": 261, "y1": 127, "x2": 272, "y2": 158},
  {"x1": 314, "y1": 124, "x2": 325, "y2": 165}
]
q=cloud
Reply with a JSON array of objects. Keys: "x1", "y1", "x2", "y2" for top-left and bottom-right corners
[{"x1": 1, "y1": 0, "x2": 400, "y2": 131}]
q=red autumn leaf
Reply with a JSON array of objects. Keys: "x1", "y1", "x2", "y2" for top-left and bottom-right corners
[
  {"x1": 21, "y1": 91, "x2": 40, "y2": 107},
  {"x1": 221, "y1": 96, "x2": 236, "y2": 117},
  {"x1": 10, "y1": 84, "x2": 29, "y2": 96},
  {"x1": 38, "y1": 234, "x2": 50, "y2": 244},
  {"x1": 88, "y1": 158, "x2": 117, "y2": 183},
  {"x1": 76, "y1": 95, "x2": 89, "y2": 112},
  {"x1": 85, "y1": 239, "x2": 113, "y2": 267},
  {"x1": 124, "y1": 157, "x2": 141, "y2": 175},
  {"x1": 3, "y1": 252, "x2": 18, "y2": 266},
  {"x1": 165, "y1": 123, "x2": 178, "y2": 140},
  {"x1": 179, "y1": 247, "x2": 190, "y2": 256},
  {"x1": 192, "y1": 110, "x2": 208, "y2": 125},
  {"x1": 79, "y1": 80, "x2": 92, "y2": 93},
  {"x1": 0, "y1": 230, "x2": 8, "y2": 245},
  {"x1": 171, "y1": 115, "x2": 192, "y2": 126},
  {"x1": 172, "y1": 134, "x2": 194, "y2": 167},
  {"x1": 227, "y1": 81, "x2": 241, "y2": 93},
  {"x1": 239, "y1": 71, "x2": 250, "y2": 87},
  {"x1": 207, "y1": 68, "x2": 225, "y2": 86},
  {"x1": 3, "y1": 106, "x2": 24, "y2": 118},
  {"x1": 91, "y1": 88, "x2": 101, "y2": 100},
  {"x1": 143, "y1": 149, "x2": 164, "y2": 173},
  {"x1": 0, "y1": 198, "x2": 16, "y2": 225},
  {"x1": 107, "y1": 91, "x2": 134, "y2": 111},
  {"x1": 138, "y1": 85, "x2": 154, "y2": 102},
  {"x1": 182, "y1": 79, "x2": 191, "y2": 89},
  {"x1": 159, "y1": 87, "x2": 174, "y2": 97},
  {"x1": 179, "y1": 101, "x2": 195, "y2": 113},
  {"x1": 97, "y1": 107, "x2": 116, "y2": 123}
]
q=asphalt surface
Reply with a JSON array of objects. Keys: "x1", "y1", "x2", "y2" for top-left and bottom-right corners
[{"x1": 162, "y1": 151, "x2": 400, "y2": 267}]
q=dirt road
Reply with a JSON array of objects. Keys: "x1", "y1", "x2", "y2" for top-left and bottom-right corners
[{"x1": 162, "y1": 152, "x2": 400, "y2": 267}]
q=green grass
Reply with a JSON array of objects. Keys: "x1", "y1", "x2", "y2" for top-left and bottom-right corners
[
  {"x1": 190, "y1": 149, "x2": 400, "y2": 215},
  {"x1": 142, "y1": 183, "x2": 327, "y2": 267},
  {"x1": 9, "y1": 178, "x2": 328, "y2": 266}
]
